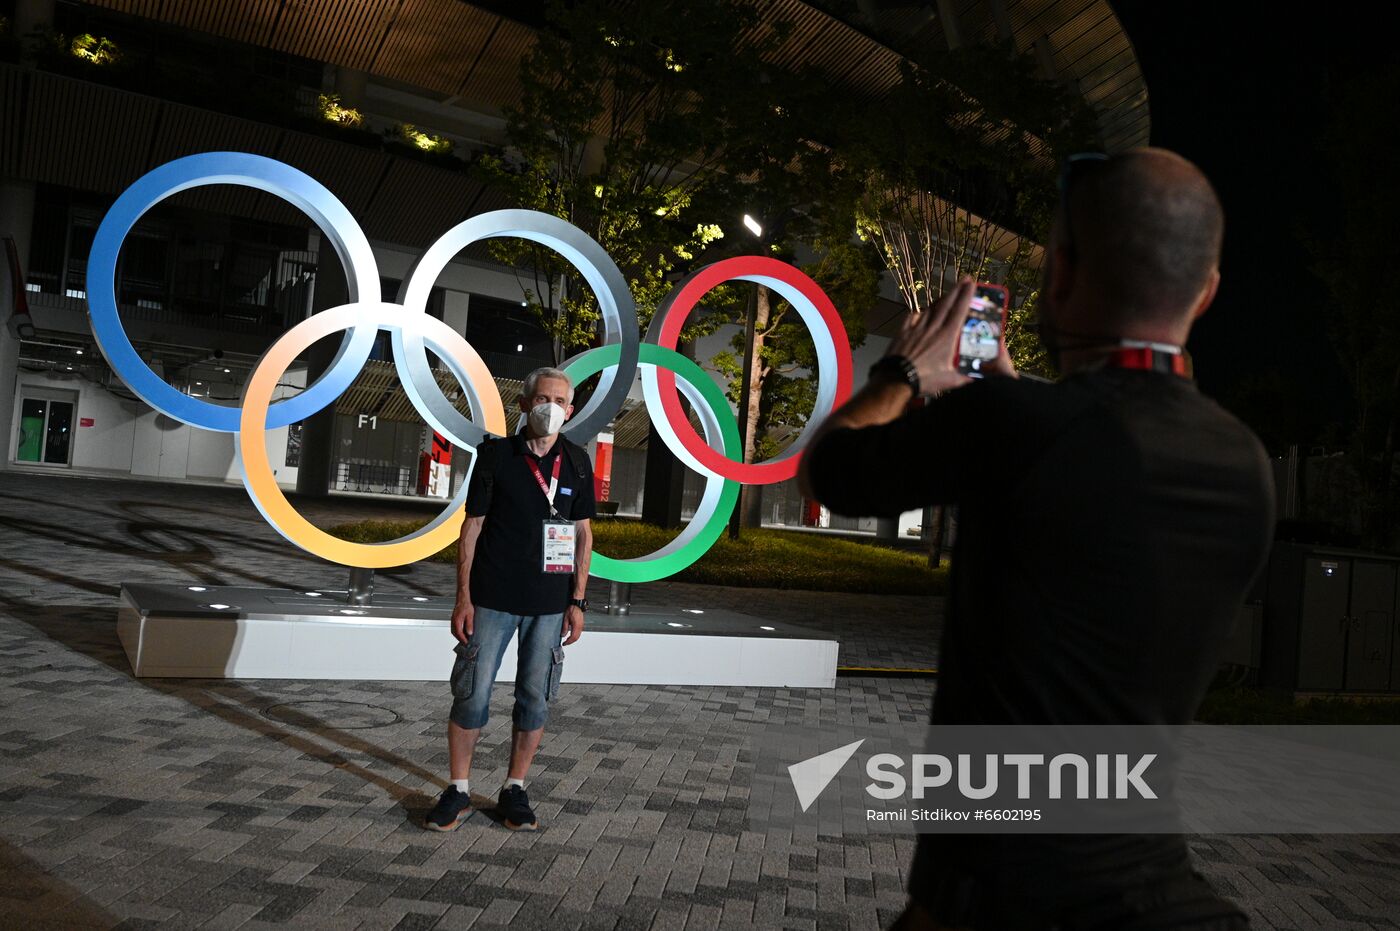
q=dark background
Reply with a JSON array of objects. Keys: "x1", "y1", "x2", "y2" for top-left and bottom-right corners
[{"x1": 1111, "y1": 1, "x2": 1382, "y2": 451}]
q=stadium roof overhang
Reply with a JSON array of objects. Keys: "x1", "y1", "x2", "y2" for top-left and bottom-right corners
[{"x1": 75, "y1": 0, "x2": 1147, "y2": 152}]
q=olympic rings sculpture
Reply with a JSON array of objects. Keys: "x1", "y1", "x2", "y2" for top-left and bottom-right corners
[{"x1": 87, "y1": 152, "x2": 854, "y2": 577}]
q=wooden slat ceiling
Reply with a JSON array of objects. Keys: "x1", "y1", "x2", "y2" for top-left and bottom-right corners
[
  {"x1": 19, "y1": 69, "x2": 159, "y2": 192},
  {"x1": 821, "y1": 0, "x2": 1147, "y2": 152},
  {"x1": 0, "y1": 64, "x2": 493, "y2": 249},
  {"x1": 77, "y1": 0, "x2": 1147, "y2": 150},
  {"x1": 358, "y1": 158, "x2": 486, "y2": 249},
  {"x1": 373, "y1": 0, "x2": 500, "y2": 96}
]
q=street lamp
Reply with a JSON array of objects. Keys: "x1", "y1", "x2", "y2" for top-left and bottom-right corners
[{"x1": 742, "y1": 214, "x2": 763, "y2": 237}]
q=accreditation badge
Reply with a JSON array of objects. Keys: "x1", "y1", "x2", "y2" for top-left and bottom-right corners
[{"x1": 541, "y1": 519, "x2": 576, "y2": 573}]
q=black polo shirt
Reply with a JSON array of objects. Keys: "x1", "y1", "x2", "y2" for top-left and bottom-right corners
[
  {"x1": 805, "y1": 368, "x2": 1275, "y2": 923},
  {"x1": 464, "y1": 434, "x2": 596, "y2": 616}
]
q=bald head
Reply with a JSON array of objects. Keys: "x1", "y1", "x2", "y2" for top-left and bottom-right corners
[{"x1": 1060, "y1": 148, "x2": 1223, "y2": 326}]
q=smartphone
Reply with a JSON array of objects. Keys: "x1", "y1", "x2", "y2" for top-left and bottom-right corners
[{"x1": 957, "y1": 283, "x2": 1009, "y2": 378}]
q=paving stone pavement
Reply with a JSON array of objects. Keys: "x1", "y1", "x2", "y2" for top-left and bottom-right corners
[{"x1": 1, "y1": 470, "x2": 1397, "y2": 930}]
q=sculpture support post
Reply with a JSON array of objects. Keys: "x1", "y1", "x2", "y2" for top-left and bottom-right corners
[
  {"x1": 606, "y1": 580, "x2": 631, "y2": 616},
  {"x1": 348, "y1": 567, "x2": 374, "y2": 606}
]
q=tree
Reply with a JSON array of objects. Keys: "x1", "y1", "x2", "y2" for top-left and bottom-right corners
[
  {"x1": 691, "y1": 63, "x2": 882, "y2": 531},
  {"x1": 482, "y1": 1, "x2": 882, "y2": 534},
  {"x1": 710, "y1": 236, "x2": 880, "y2": 527},
  {"x1": 851, "y1": 45, "x2": 1094, "y2": 335},
  {"x1": 473, "y1": 0, "x2": 780, "y2": 361},
  {"x1": 843, "y1": 44, "x2": 1097, "y2": 560}
]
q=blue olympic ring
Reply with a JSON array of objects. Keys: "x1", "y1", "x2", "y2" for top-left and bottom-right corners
[
  {"x1": 88, "y1": 152, "x2": 382, "y2": 431},
  {"x1": 86, "y1": 153, "x2": 640, "y2": 442}
]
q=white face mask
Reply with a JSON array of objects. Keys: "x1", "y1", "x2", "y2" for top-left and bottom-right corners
[{"x1": 527, "y1": 402, "x2": 567, "y2": 436}]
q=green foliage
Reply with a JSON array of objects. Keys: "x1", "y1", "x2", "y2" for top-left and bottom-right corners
[
  {"x1": 29, "y1": 28, "x2": 127, "y2": 74},
  {"x1": 316, "y1": 93, "x2": 363, "y2": 128},
  {"x1": 1002, "y1": 243, "x2": 1054, "y2": 378},
  {"x1": 847, "y1": 42, "x2": 1097, "y2": 353},
  {"x1": 385, "y1": 124, "x2": 456, "y2": 168},
  {"x1": 473, "y1": 0, "x2": 783, "y2": 357},
  {"x1": 69, "y1": 32, "x2": 120, "y2": 65},
  {"x1": 1197, "y1": 687, "x2": 1400, "y2": 725},
  {"x1": 480, "y1": 0, "x2": 882, "y2": 464},
  {"x1": 328, "y1": 519, "x2": 947, "y2": 594}
]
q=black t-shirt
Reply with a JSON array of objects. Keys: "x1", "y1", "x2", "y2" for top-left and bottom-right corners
[
  {"x1": 464, "y1": 434, "x2": 596, "y2": 616},
  {"x1": 806, "y1": 369, "x2": 1276, "y2": 917}
]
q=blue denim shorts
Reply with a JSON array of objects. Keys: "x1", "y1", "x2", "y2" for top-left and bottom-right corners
[{"x1": 448, "y1": 606, "x2": 564, "y2": 731}]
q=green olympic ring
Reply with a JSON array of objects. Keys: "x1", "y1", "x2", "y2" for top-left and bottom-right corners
[{"x1": 561, "y1": 342, "x2": 740, "y2": 583}]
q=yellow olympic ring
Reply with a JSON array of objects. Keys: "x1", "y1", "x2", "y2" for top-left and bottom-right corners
[{"x1": 237, "y1": 301, "x2": 507, "y2": 568}]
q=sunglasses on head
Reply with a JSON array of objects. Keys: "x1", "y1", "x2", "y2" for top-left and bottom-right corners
[{"x1": 1057, "y1": 152, "x2": 1109, "y2": 259}]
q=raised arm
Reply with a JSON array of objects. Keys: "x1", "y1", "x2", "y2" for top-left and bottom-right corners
[{"x1": 798, "y1": 279, "x2": 979, "y2": 504}]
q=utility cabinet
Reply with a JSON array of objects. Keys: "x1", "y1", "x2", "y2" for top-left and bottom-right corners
[{"x1": 1261, "y1": 544, "x2": 1399, "y2": 692}]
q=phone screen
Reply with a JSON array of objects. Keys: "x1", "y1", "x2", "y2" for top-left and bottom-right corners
[{"x1": 958, "y1": 284, "x2": 1008, "y2": 377}]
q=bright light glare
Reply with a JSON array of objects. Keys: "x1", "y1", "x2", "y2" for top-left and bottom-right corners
[{"x1": 742, "y1": 214, "x2": 762, "y2": 237}]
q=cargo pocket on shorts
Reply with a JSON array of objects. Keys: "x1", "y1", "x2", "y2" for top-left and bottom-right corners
[
  {"x1": 450, "y1": 642, "x2": 480, "y2": 698},
  {"x1": 546, "y1": 645, "x2": 564, "y2": 701}
]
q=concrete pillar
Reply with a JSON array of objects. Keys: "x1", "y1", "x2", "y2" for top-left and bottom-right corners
[
  {"x1": 986, "y1": 0, "x2": 1014, "y2": 43},
  {"x1": 641, "y1": 339, "x2": 693, "y2": 529},
  {"x1": 442, "y1": 289, "x2": 469, "y2": 336},
  {"x1": 1034, "y1": 34, "x2": 1059, "y2": 82},
  {"x1": 0, "y1": 180, "x2": 36, "y2": 473},
  {"x1": 294, "y1": 239, "x2": 348, "y2": 497},
  {"x1": 441, "y1": 289, "x2": 473, "y2": 495},
  {"x1": 641, "y1": 418, "x2": 685, "y2": 529},
  {"x1": 935, "y1": 0, "x2": 963, "y2": 50},
  {"x1": 332, "y1": 67, "x2": 368, "y2": 108},
  {"x1": 875, "y1": 516, "x2": 899, "y2": 541},
  {"x1": 4, "y1": 4, "x2": 56, "y2": 470}
]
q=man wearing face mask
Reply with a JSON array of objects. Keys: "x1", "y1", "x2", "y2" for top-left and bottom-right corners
[
  {"x1": 800, "y1": 149, "x2": 1274, "y2": 928},
  {"x1": 425, "y1": 366, "x2": 595, "y2": 833}
]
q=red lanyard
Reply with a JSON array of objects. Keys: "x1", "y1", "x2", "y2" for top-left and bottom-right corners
[
  {"x1": 525, "y1": 453, "x2": 563, "y2": 513},
  {"x1": 1105, "y1": 346, "x2": 1191, "y2": 378}
]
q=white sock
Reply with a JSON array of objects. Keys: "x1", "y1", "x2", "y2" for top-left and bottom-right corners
[
  {"x1": 451, "y1": 778, "x2": 469, "y2": 793},
  {"x1": 505, "y1": 777, "x2": 524, "y2": 790}
]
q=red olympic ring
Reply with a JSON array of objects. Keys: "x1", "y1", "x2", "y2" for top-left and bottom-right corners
[{"x1": 650, "y1": 255, "x2": 853, "y2": 485}]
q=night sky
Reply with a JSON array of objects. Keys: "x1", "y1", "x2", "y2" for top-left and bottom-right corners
[{"x1": 1110, "y1": 1, "x2": 1364, "y2": 451}]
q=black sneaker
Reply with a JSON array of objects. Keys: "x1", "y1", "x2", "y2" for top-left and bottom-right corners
[
  {"x1": 497, "y1": 784, "x2": 538, "y2": 830},
  {"x1": 424, "y1": 786, "x2": 472, "y2": 832}
]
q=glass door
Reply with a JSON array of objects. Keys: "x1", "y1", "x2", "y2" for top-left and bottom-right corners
[{"x1": 14, "y1": 398, "x2": 75, "y2": 465}]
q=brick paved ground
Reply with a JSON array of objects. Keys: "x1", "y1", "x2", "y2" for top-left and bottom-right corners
[{"x1": 0, "y1": 471, "x2": 1396, "y2": 929}]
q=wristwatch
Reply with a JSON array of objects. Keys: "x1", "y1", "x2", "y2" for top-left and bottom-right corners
[
  {"x1": 869, "y1": 354, "x2": 920, "y2": 395},
  {"x1": 569, "y1": 598, "x2": 589, "y2": 612}
]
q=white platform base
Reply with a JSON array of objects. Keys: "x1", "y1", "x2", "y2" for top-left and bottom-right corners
[{"x1": 117, "y1": 584, "x2": 838, "y2": 688}]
